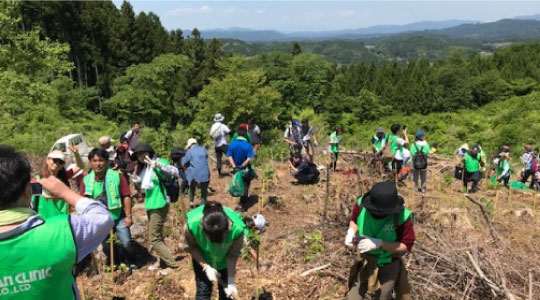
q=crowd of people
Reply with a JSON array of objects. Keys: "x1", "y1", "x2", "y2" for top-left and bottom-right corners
[{"x1": 11, "y1": 116, "x2": 540, "y2": 300}]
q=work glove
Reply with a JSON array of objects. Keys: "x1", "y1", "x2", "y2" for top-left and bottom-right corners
[
  {"x1": 344, "y1": 228, "x2": 356, "y2": 248},
  {"x1": 224, "y1": 283, "x2": 238, "y2": 299},
  {"x1": 203, "y1": 264, "x2": 218, "y2": 283},
  {"x1": 357, "y1": 236, "x2": 383, "y2": 253},
  {"x1": 144, "y1": 157, "x2": 163, "y2": 169},
  {"x1": 130, "y1": 175, "x2": 142, "y2": 184}
]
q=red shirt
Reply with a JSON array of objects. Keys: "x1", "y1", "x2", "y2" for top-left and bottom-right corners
[
  {"x1": 350, "y1": 201, "x2": 415, "y2": 251},
  {"x1": 79, "y1": 172, "x2": 131, "y2": 198}
]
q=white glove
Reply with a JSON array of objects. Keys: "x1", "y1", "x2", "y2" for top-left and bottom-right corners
[
  {"x1": 144, "y1": 157, "x2": 163, "y2": 169},
  {"x1": 358, "y1": 236, "x2": 383, "y2": 253},
  {"x1": 203, "y1": 264, "x2": 218, "y2": 283},
  {"x1": 130, "y1": 175, "x2": 141, "y2": 184},
  {"x1": 224, "y1": 284, "x2": 238, "y2": 298},
  {"x1": 314, "y1": 140, "x2": 319, "y2": 147},
  {"x1": 344, "y1": 228, "x2": 356, "y2": 248}
]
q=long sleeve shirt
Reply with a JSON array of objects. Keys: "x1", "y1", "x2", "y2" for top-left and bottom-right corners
[
  {"x1": 181, "y1": 145, "x2": 210, "y2": 183},
  {"x1": 0, "y1": 198, "x2": 114, "y2": 299}
]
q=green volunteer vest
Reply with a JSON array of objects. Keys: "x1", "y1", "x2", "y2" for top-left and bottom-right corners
[
  {"x1": 144, "y1": 158, "x2": 171, "y2": 210},
  {"x1": 83, "y1": 169, "x2": 122, "y2": 220},
  {"x1": 330, "y1": 131, "x2": 339, "y2": 153},
  {"x1": 389, "y1": 134, "x2": 403, "y2": 156},
  {"x1": 373, "y1": 135, "x2": 387, "y2": 151},
  {"x1": 186, "y1": 205, "x2": 246, "y2": 270},
  {"x1": 0, "y1": 215, "x2": 77, "y2": 300},
  {"x1": 464, "y1": 152, "x2": 481, "y2": 172},
  {"x1": 497, "y1": 160, "x2": 512, "y2": 178},
  {"x1": 31, "y1": 175, "x2": 69, "y2": 220},
  {"x1": 356, "y1": 197, "x2": 413, "y2": 267},
  {"x1": 410, "y1": 142, "x2": 430, "y2": 156}
]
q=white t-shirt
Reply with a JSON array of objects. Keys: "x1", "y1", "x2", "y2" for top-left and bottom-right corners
[
  {"x1": 210, "y1": 122, "x2": 230, "y2": 147},
  {"x1": 402, "y1": 148, "x2": 411, "y2": 165},
  {"x1": 394, "y1": 138, "x2": 406, "y2": 160}
]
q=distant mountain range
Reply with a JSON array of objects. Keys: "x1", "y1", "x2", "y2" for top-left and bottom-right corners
[
  {"x1": 188, "y1": 15, "x2": 540, "y2": 43},
  {"x1": 188, "y1": 19, "x2": 476, "y2": 42}
]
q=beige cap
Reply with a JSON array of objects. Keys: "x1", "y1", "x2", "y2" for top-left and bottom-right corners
[
  {"x1": 47, "y1": 150, "x2": 66, "y2": 162},
  {"x1": 98, "y1": 136, "x2": 114, "y2": 145},
  {"x1": 185, "y1": 138, "x2": 198, "y2": 150}
]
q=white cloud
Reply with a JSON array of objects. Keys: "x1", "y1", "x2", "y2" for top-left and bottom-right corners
[
  {"x1": 168, "y1": 6, "x2": 213, "y2": 16},
  {"x1": 338, "y1": 9, "x2": 358, "y2": 17}
]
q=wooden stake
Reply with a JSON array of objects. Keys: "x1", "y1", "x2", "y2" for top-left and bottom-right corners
[
  {"x1": 324, "y1": 163, "x2": 330, "y2": 221},
  {"x1": 109, "y1": 230, "x2": 116, "y2": 295},
  {"x1": 529, "y1": 269, "x2": 533, "y2": 300}
]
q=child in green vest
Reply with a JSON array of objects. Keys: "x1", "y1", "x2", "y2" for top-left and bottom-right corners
[
  {"x1": 329, "y1": 126, "x2": 342, "y2": 172},
  {"x1": 496, "y1": 152, "x2": 512, "y2": 188},
  {"x1": 344, "y1": 182, "x2": 415, "y2": 300},
  {"x1": 182, "y1": 202, "x2": 246, "y2": 300}
]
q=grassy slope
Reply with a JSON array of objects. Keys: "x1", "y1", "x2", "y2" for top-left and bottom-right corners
[{"x1": 345, "y1": 92, "x2": 540, "y2": 155}]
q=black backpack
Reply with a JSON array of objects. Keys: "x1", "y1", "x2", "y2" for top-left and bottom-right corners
[{"x1": 412, "y1": 144, "x2": 428, "y2": 170}]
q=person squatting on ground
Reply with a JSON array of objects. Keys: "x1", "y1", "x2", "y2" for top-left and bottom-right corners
[
  {"x1": 345, "y1": 182, "x2": 415, "y2": 300},
  {"x1": 182, "y1": 202, "x2": 245, "y2": 300},
  {"x1": 462, "y1": 145, "x2": 484, "y2": 193},
  {"x1": 388, "y1": 124, "x2": 409, "y2": 183},
  {"x1": 329, "y1": 126, "x2": 342, "y2": 172},
  {"x1": 288, "y1": 153, "x2": 320, "y2": 184},
  {"x1": 210, "y1": 113, "x2": 231, "y2": 178},
  {"x1": 131, "y1": 142, "x2": 179, "y2": 269},
  {"x1": 410, "y1": 131, "x2": 430, "y2": 194},
  {"x1": 31, "y1": 145, "x2": 84, "y2": 219},
  {"x1": 0, "y1": 145, "x2": 114, "y2": 300},
  {"x1": 227, "y1": 126, "x2": 255, "y2": 212},
  {"x1": 182, "y1": 138, "x2": 211, "y2": 209},
  {"x1": 80, "y1": 148, "x2": 137, "y2": 268},
  {"x1": 301, "y1": 118, "x2": 318, "y2": 163}
]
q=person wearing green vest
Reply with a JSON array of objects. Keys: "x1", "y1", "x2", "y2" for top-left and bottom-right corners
[
  {"x1": 81, "y1": 148, "x2": 136, "y2": 268},
  {"x1": 461, "y1": 145, "x2": 484, "y2": 193},
  {"x1": 496, "y1": 152, "x2": 512, "y2": 188},
  {"x1": 371, "y1": 127, "x2": 387, "y2": 155},
  {"x1": 182, "y1": 202, "x2": 246, "y2": 300},
  {"x1": 388, "y1": 124, "x2": 409, "y2": 184},
  {"x1": 0, "y1": 145, "x2": 113, "y2": 300},
  {"x1": 231, "y1": 124, "x2": 252, "y2": 144},
  {"x1": 132, "y1": 142, "x2": 179, "y2": 269},
  {"x1": 345, "y1": 182, "x2": 415, "y2": 300},
  {"x1": 31, "y1": 145, "x2": 84, "y2": 219},
  {"x1": 329, "y1": 126, "x2": 342, "y2": 172},
  {"x1": 410, "y1": 131, "x2": 430, "y2": 194}
]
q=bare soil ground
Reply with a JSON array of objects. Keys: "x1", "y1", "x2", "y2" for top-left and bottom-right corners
[{"x1": 77, "y1": 154, "x2": 540, "y2": 300}]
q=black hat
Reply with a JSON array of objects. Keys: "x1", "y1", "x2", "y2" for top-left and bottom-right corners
[
  {"x1": 131, "y1": 142, "x2": 154, "y2": 161},
  {"x1": 361, "y1": 182, "x2": 404, "y2": 216},
  {"x1": 170, "y1": 147, "x2": 185, "y2": 161}
]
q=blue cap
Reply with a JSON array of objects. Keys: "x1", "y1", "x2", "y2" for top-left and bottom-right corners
[
  {"x1": 292, "y1": 119, "x2": 300, "y2": 126},
  {"x1": 415, "y1": 131, "x2": 425, "y2": 138}
]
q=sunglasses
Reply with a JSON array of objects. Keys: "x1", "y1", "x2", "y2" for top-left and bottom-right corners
[{"x1": 52, "y1": 158, "x2": 65, "y2": 165}]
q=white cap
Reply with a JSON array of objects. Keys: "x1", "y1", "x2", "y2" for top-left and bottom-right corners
[
  {"x1": 252, "y1": 214, "x2": 266, "y2": 230},
  {"x1": 98, "y1": 136, "x2": 114, "y2": 145},
  {"x1": 47, "y1": 150, "x2": 66, "y2": 162},
  {"x1": 185, "y1": 138, "x2": 198, "y2": 150}
]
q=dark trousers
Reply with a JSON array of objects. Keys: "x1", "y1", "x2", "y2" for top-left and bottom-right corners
[
  {"x1": 239, "y1": 171, "x2": 253, "y2": 208},
  {"x1": 189, "y1": 180, "x2": 209, "y2": 205},
  {"x1": 192, "y1": 259, "x2": 231, "y2": 300},
  {"x1": 392, "y1": 159, "x2": 403, "y2": 179},
  {"x1": 101, "y1": 218, "x2": 136, "y2": 266},
  {"x1": 464, "y1": 171, "x2": 481, "y2": 191},
  {"x1": 522, "y1": 169, "x2": 538, "y2": 189},
  {"x1": 215, "y1": 145, "x2": 229, "y2": 174},
  {"x1": 332, "y1": 152, "x2": 339, "y2": 171},
  {"x1": 498, "y1": 176, "x2": 510, "y2": 188},
  {"x1": 178, "y1": 169, "x2": 189, "y2": 195}
]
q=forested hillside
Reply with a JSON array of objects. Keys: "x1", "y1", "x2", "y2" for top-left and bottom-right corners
[{"x1": 3, "y1": 1, "x2": 540, "y2": 157}]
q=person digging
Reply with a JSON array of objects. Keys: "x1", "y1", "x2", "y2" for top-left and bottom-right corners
[
  {"x1": 182, "y1": 201, "x2": 246, "y2": 300},
  {"x1": 345, "y1": 181, "x2": 415, "y2": 300}
]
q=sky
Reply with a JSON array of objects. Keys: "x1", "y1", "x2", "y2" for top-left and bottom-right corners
[{"x1": 112, "y1": 1, "x2": 540, "y2": 32}]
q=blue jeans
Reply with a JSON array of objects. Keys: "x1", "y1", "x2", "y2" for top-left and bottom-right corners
[
  {"x1": 179, "y1": 169, "x2": 189, "y2": 195},
  {"x1": 102, "y1": 218, "x2": 135, "y2": 265},
  {"x1": 192, "y1": 259, "x2": 231, "y2": 300}
]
